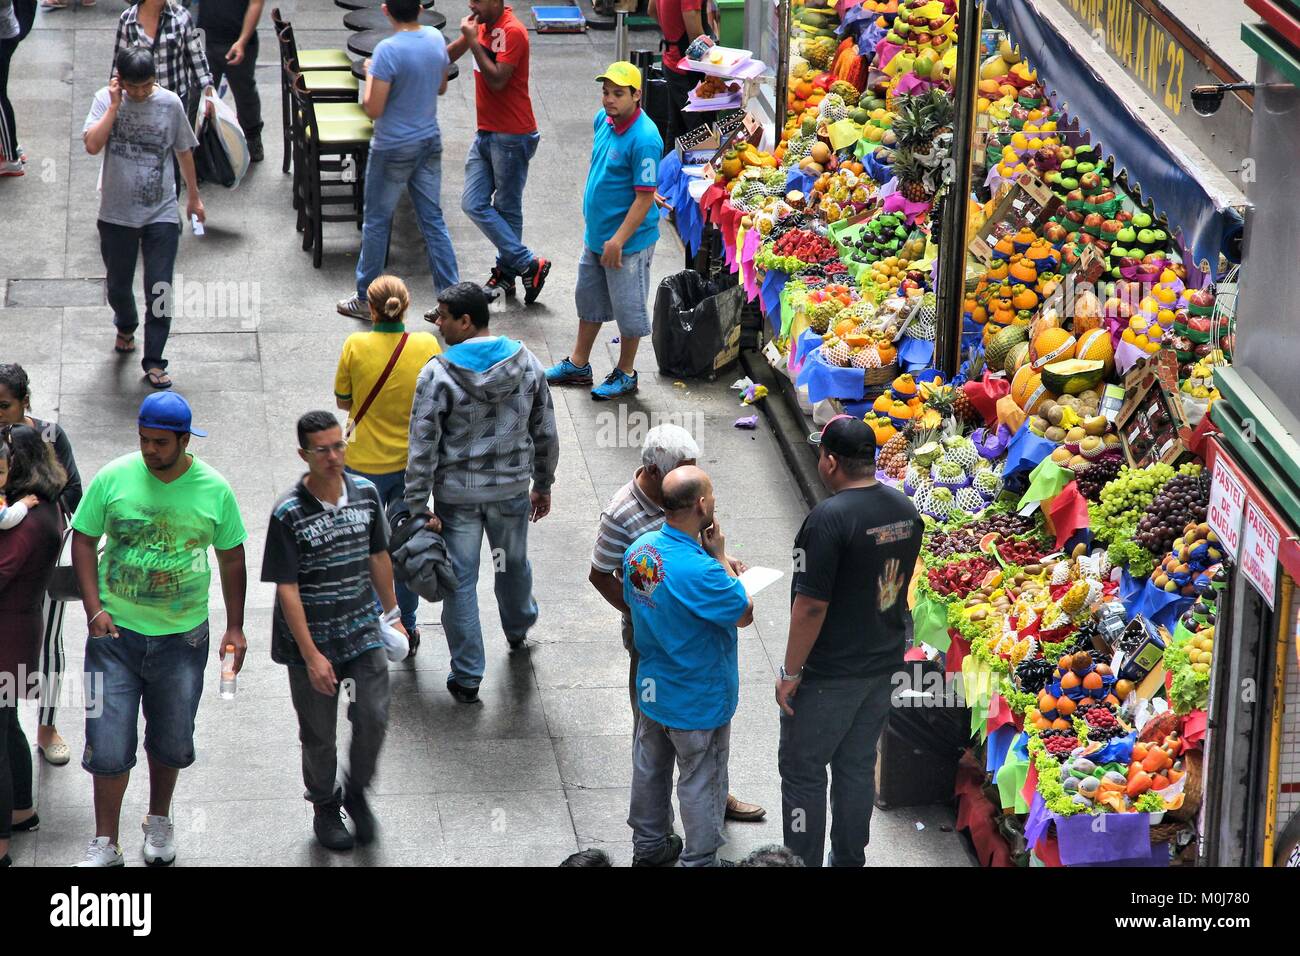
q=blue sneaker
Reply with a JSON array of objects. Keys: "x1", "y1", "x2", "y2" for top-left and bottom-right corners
[
  {"x1": 545, "y1": 357, "x2": 594, "y2": 385},
  {"x1": 591, "y1": 369, "x2": 638, "y2": 401}
]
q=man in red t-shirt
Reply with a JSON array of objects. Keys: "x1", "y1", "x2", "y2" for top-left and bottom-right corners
[
  {"x1": 447, "y1": 0, "x2": 550, "y2": 305},
  {"x1": 649, "y1": 0, "x2": 712, "y2": 145}
]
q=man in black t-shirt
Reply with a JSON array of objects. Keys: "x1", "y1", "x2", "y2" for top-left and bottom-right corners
[
  {"x1": 198, "y1": 0, "x2": 264, "y2": 161},
  {"x1": 776, "y1": 417, "x2": 923, "y2": 867}
]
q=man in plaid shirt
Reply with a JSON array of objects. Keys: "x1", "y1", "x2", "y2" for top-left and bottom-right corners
[{"x1": 112, "y1": 0, "x2": 215, "y2": 124}]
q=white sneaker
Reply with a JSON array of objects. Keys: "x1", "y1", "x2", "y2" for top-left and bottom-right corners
[
  {"x1": 76, "y1": 836, "x2": 125, "y2": 867},
  {"x1": 0, "y1": 159, "x2": 24, "y2": 177},
  {"x1": 142, "y1": 814, "x2": 176, "y2": 866}
]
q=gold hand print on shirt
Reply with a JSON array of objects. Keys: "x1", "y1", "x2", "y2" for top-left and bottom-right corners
[{"x1": 878, "y1": 557, "x2": 906, "y2": 612}]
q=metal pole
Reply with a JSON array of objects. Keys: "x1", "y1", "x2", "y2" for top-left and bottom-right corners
[
  {"x1": 934, "y1": 1, "x2": 983, "y2": 379},
  {"x1": 616, "y1": 11, "x2": 629, "y2": 63},
  {"x1": 775, "y1": 0, "x2": 791, "y2": 130}
]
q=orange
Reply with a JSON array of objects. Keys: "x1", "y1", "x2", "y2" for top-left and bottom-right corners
[
  {"x1": 1030, "y1": 327, "x2": 1077, "y2": 370},
  {"x1": 1083, "y1": 671, "x2": 1103, "y2": 690},
  {"x1": 1051, "y1": 718, "x2": 1072, "y2": 731},
  {"x1": 1055, "y1": 696, "x2": 1076, "y2": 717},
  {"x1": 1060, "y1": 671, "x2": 1081, "y2": 690}
]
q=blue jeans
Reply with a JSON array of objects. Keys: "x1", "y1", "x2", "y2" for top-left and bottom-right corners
[
  {"x1": 356, "y1": 136, "x2": 460, "y2": 298},
  {"x1": 435, "y1": 494, "x2": 538, "y2": 688},
  {"x1": 461, "y1": 130, "x2": 540, "y2": 276},
  {"x1": 628, "y1": 715, "x2": 730, "y2": 866},
  {"x1": 345, "y1": 466, "x2": 418, "y2": 631},
  {"x1": 82, "y1": 621, "x2": 209, "y2": 775}
]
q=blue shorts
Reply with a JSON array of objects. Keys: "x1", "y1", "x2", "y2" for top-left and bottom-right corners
[
  {"x1": 574, "y1": 244, "x2": 655, "y2": 339},
  {"x1": 82, "y1": 621, "x2": 209, "y2": 775}
]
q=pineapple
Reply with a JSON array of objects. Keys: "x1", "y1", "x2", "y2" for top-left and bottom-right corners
[
  {"x1": 879, "y1": 427, "x2": 910, "y2": 463},
  {"x1": 952, "y1": 389, "x2": 979, "y2": 425},
  {"x1": 891, "y1": 150, "x2": 933, "y2": 204}
]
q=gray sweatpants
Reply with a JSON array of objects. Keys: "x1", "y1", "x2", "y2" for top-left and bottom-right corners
[
  {"x1": 628, "y1": 714, "x2": 730, "y2": 866},
  {"x1": 287, "y1": 647, "x2": 391, "y2": 805},
  {"x1": 778, "y1": 673, "x2": 893, "y2": 867}
]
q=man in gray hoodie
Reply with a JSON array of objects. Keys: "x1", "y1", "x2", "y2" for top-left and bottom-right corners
[{"x1": 405, "y1": 282, "x2": 558, "y2": 702}]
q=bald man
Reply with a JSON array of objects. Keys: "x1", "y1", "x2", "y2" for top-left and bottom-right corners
[{"x1": 623, "y1": 466, "x2": 753, "y2": 867}]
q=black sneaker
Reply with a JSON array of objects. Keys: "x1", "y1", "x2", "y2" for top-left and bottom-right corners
[
  {"x1": 520, "y1": 257, "x2": 551, "y2": 305},
  {"x1": 313, "y1": 802, "x2": 354, "y2": 851},
  {"x1": 506, "y1": 632, "x2": 528, "y2": 650},
  {"x1": 632, "y1": 833, "x2": 683, "y2": 867},
  {"x1": 247, "y1": 135, "x2": 265, "y2": 163},
  {"x1": 483, "y1": 266, "x2": 516, "y2": 302},
  {"x1": 447, "y1": 678, "x2": 480, "y2": 704},
  {"x1": 342, "y1": 787, "x2": 377, "y2": 846}
]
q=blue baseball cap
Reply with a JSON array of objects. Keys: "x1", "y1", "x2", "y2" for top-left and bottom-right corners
[{"x1": 138, "y1": 392, "x2": 207, "y2": 437}]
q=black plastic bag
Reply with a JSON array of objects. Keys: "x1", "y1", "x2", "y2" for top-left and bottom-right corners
[
  {"x1": 193, "y1": 116, "x2": 237, "y2": 188},
  {"x1": 652, "y1": 271, "x2": 743, "y2": 381}
]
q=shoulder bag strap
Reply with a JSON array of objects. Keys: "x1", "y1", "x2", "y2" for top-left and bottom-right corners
[{"x1": 346, "y1": 333, "x2": 410, "y2": 439}]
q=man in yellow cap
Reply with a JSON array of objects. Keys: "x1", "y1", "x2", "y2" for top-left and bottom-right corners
[{"x1": 545, "y1": 62, "x2": 663, "y2": 402}]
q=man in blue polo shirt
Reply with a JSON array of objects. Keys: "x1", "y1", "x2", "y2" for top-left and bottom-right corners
[
  {"x1": 623, "y1": 465, "x2": 753, "y2": 866},
  {"x1": 546, "y1": 61, "x2": 662, "y2": 401}
]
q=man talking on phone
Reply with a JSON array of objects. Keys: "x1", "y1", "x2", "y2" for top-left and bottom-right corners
[{"x1": 404, "y1": 282, "x2": 558, "y2": 703}]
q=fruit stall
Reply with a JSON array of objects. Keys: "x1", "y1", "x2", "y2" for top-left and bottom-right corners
[{"x1": 651, "y1": 0, "x2": 1273, "y2": 865}]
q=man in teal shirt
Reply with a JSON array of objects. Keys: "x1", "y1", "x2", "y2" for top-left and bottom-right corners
[
  {"x1": 546, "y1": 61, "x2": 662, "y2": 401},
  {"x1": 623, "y1": 465, "x2": 752, "y2": 866}
]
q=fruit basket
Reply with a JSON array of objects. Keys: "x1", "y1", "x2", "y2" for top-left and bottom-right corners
[{"x1": 864, "y1": 362, "x2": 899, "y2": 388}]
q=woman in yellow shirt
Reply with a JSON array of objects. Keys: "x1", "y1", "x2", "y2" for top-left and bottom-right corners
[{"x1": 335, "y1": 275, "x2": 440, "y2": 645}]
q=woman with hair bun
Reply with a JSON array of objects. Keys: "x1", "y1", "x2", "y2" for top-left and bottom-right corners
[{"x1": 333, "y1": 275, "x2": 441, "y2": 652}]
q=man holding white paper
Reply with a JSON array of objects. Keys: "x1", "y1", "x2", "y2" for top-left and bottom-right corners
[{"x1": 588, "y1": 425, "x2": 766, "y2": 824}]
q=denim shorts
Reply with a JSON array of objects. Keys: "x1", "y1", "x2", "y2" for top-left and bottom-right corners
[
  {"x1": 82, "y1": 621, "x2": 209, "y2": 775},
  {"x1": 574, "y1": 244, "x2": 655, "y2": 338}
]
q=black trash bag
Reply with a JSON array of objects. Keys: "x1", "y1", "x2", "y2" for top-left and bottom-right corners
[
  {"x1": 651, "y1": 270, "x2": 743, "y2": 381},
  {"x1": 193, "y1": 116, "x2": 237, "y2": 188}
]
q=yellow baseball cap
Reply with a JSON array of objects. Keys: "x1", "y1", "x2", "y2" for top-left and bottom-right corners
[{"x1": 596, "y1": 61, "x2": 642, "y2": 91}]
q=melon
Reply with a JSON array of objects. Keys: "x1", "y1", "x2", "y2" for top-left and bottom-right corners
[
  {"x1": 1011, "y1": 365, "x2": 1055, "y2": 414},
  {"x1": 1004, "y1": 341, "x2": 1031, "y2": 375},
  {"x1": 1074, "y1": 328, "x2": 1115, "y2": 376},
  {"x1": 1041, "y1": 359, "x2": 1107, "y2": 395},
  {"x1": 986, "y1": 324, "x2": 1029, "y2": 371},
  {"x1": 1030, "y1": 327, "x2": 1077, "y2": 370}
]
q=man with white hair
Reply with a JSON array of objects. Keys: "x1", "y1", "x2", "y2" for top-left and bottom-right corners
[{"x1": 588, "y1": 423, "x2": 766, "y2": 824}]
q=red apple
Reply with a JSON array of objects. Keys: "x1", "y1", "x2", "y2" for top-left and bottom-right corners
[
  {"x1": 1065, "y1": 209, "x2": 1084, "y2": 224},
  {"x1": 1188, "y1": 288, "x2": 1215, "y2": 308},
  {"x1": 1080, "y1": 172, "x2": 1102, "y2": 191},
  {"x1": 1116, "y1": 210, "x2": 1133, "y2": 222},
  {"x1": 1083, "y1": 213, "x2": 1104, "y2": 229},
  {"x1": 1043, "y1": 222, "x2": 1068, "y2": 243},
  {"x1": 1101, "y1": 219, "x2": 1122, "y2": 235},
  {"x1": 1066, "y1": 189, "x2": 1085, "y2": 203}
]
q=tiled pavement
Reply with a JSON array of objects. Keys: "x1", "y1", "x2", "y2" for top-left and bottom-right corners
[{"x1": 0, "y1": 0, "x2": 970, "y2": 866}]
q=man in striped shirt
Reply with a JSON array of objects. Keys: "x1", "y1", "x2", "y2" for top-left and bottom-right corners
[
  {"x1": 588, "y1": 423, "x2": 766, "y2": 823},
  {"x1": 261, "y1": 411, "x2": 406, "y2": 852},
  {"x1": 112, "y1": 0, "x2": 215, "y2": 124}
]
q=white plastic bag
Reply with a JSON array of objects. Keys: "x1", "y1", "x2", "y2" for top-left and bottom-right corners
[
  {"x1": 199, "y1": 88, "x2": 250, "y2": 188},
  {"x1": 379, "y1": 607, "x2": 409, "y2": 663}
]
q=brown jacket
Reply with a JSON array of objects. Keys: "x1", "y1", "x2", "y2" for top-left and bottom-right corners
[{"x1": 0, "y1": 500, "x2": 63, "y2": 691}]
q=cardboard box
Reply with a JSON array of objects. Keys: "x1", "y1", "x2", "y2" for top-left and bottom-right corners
[
  {"x1": 968, "y1": 172, "x2": 1062, "y2": 265},
  {"x1": 1115, "y1": 355, "x2": 1196, "y2": 468}
]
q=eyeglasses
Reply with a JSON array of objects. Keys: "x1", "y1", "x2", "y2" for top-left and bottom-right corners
[{"x1": 305, "y1": 441, "x2": 348, "y2": 457}]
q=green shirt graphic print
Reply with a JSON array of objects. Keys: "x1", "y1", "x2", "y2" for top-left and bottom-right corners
[{"x1": 72, "y1": 453, "x2": 248, "y2": 636}]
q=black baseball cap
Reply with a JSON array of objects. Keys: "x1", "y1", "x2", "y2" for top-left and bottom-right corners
[{"x1": 819, "y1": 417, "x2": 876, "y2": 459}]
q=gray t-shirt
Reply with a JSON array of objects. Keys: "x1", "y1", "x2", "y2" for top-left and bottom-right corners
[
  {"x1": 0, "y1": 0, "x2": 19, "y2": 41},
  {"x1": 83, "y1": 86, "x2": 199, "y2": 228}
]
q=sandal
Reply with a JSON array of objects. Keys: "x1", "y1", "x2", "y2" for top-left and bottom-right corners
[
  {"x1": 39, "y1": 741, "x2": 71, "y2": 766},
  {"x1": 145, "y1": 368, "x2": 173, "y2": 389},
  {"x1": 114, "y1": 332, "x2": 135, "y2": 353}
]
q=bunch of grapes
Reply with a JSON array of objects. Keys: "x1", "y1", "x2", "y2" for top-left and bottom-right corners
[
  {"x1": 1134, "y1": 465, "x2": 1208, "y2": 555},
  {"x1": 1092, "y1": 462, "x2": 1176, "y2": 545},
  {"x1": 1015, "y1": 657, "x2": 1055, "y2": 694},
  {"x1": 1076, "y1": 456, "x2": 1123, "y2": 501},
  {"x1": 1081, "y1": 704, "x2": 1125, "y2": 741}
]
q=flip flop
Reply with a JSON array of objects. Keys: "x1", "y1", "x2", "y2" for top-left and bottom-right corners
[
  {"x1": 114, "y1": 332, "x2": 135, "y2": 353},
  {"x1": 145, "y1": 368, "x2": 173, "y2": 389}
]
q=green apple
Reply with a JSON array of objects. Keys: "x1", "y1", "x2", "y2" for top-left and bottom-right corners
[
  {"x1": 1061, "y1": 177, "x2": 1079, "y2": 191},
  {"x1": 1132, "y1": 212, "x2": 1153, "y2": 229},
  {"x1": 1152, "y1": 229, "x2": 1168, "y2": 243},
  {"x1": 1117, "y1": 227, "x2": 1136, "y2": 244},
  {"x1": 1137, "y1": 228, "x2": 1156, "y2": 245}
]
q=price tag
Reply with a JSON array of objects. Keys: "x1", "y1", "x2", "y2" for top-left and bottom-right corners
[
  {"x1": 1241, "y1": 500, "x2": 1281, "y2": 610},
  {"x1": 1207, "y1": 456, "x2": 1247, "y2": 560}
]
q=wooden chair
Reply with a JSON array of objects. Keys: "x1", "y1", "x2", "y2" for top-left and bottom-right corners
[{"x1": 272, "y1": 8, "x2": 353, "y2": 174}]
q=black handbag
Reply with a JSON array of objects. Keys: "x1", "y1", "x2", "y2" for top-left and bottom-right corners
[{"x1": 46, "y1": 527, "x2": 80, "y2": 603}]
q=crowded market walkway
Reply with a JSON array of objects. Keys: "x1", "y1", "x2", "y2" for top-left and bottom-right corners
[{"x1": 0, "y1": 0, "x2": 969, "y2": 866}]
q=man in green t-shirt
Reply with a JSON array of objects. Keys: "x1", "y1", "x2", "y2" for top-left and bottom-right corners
[{"x1": 69, "y1": 392, "x2": 248, "y2": 868}]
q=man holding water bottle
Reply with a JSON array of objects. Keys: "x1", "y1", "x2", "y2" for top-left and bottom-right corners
[
  {"x1": 70, "y1": 393, "x2": 248, "y2": 867},
  {"x1": 261, "y1": 411, "x2": 405, "y2": 852}
]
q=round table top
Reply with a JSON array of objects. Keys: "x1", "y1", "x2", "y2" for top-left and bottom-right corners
[
  {"x1": 334, "y1": 0, "x2": 437, "y2": 10},
  {"x1": 343, "y1": 8, "x2": 446, "y2": 31},
  {"x1": 351, "y1": 58, "x2": 460, "y2": 82}
]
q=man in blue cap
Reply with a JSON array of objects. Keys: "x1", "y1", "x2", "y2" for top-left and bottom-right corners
[{"x1": 70, "y1": 392, "x2": 248, "y2": 867}]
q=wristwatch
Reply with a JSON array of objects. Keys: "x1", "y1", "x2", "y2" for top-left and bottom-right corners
[{"x1": 779, "y1": 663, "x2": 803, "y2": 682}]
